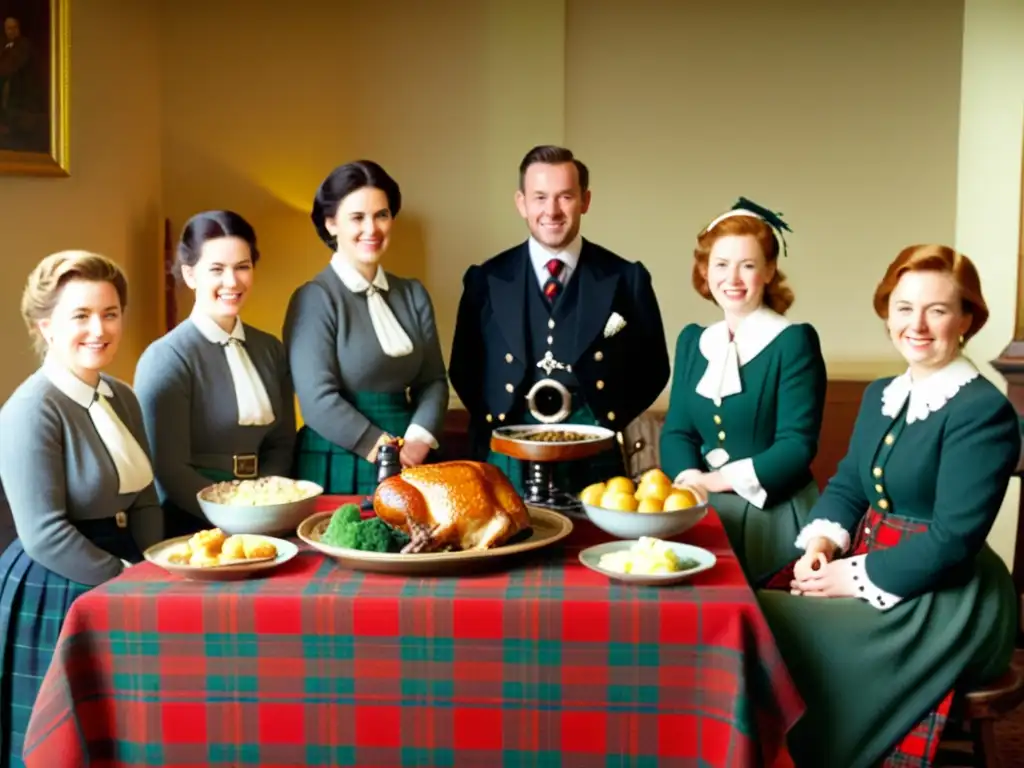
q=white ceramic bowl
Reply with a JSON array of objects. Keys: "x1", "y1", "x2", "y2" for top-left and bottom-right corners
[
  {"x1": 196, "y1": 478, "x2": 324, "y2": 536},
  {"x1": 578, "y1": 539, "x2": 717, "y2": 585},
  {"x1": 581, "y1": 501, "x2": 709, "y2": 540}
]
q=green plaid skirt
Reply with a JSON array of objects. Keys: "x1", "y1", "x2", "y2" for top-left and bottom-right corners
[
  {"x1": 487, "y1": 402, "x2": 625, "y2": 496},
  {"x1": 294, "y1": 391, "x2": 414, "y2": 496},
  {"x1": 0, "y1": 520, "x2": 141, "y2": 767}
]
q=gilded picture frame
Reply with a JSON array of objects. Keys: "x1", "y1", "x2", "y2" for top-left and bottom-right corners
[{"x1": 0, "y1": 0, "x2": 69, "y2": 176}]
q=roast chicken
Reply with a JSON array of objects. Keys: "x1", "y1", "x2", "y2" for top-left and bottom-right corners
[{"x1": 373, "y1": 461, "x2": 531, "y2": 552}]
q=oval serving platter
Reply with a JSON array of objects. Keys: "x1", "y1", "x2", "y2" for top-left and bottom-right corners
[
  {"x1": 144, "y1": 534, "x2": 299, "y2": 581},
  {"x1": 297, "y1": 505, "x2": 573, "y2": 576}
]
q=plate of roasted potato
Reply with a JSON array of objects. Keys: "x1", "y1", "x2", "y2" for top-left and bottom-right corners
[{"x1": 143, "y1": 527, "x2": 299, "y2": 581}]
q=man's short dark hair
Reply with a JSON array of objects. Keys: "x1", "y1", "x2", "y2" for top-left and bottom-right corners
[{"x1": 518, "y1": 145, "x2": 589, "y2": 193}]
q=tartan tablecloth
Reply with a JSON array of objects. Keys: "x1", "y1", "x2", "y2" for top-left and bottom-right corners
[{"x1": 24, "y1": 496, "x2": 804, "y2": 768}]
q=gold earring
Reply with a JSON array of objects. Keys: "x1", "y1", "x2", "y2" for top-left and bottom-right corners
[{"x1": 959, "y1": 334, "x2": 965, "y2": 347}]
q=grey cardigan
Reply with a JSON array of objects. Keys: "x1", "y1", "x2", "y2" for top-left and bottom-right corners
[
  {"x1": 283, "y1": 266, "x2": 449, "y2": 458},
  {"x1": 0, "y1": 369, "x2": 163, "y2": 585},
  {"x1": 133, "y1": 318, "x2": 296, "y2": 519}
]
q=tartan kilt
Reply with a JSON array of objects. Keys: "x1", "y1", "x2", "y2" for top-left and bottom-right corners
[
  {"x1": 486, "y1": 402, "x2": 626, "y2": 496},
  {"x1": 0, "y1": 520, "x2": 139, "y2": 768},
  {"x1": 294, "y1": 390, "x2": 414, "y2": 496}
]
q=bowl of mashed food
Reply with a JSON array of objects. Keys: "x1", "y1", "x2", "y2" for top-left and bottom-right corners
[{"x1": 197, "y1": 476, "x2": 324, "y2": 535}]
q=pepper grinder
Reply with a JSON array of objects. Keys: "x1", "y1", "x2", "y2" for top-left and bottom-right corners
[{"x1": 360, "y1": 441, "x2": 403, "y2": 511}]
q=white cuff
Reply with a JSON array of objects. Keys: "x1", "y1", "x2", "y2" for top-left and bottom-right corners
[
  {"x1": 830, "y1": 554, "x2": 904, "y2": 610},
  {"x1": 120, "y1": 559, "x2": 132, "y2": 568},
  {"x1": 795, "y1": 519, "x2": 851, "y2": 554},
  {"x1": 718, "y1": 458, "x2": 767, "y2": 509},
  {"x1": 404, "y1": 423, "x2": 440, "y2": 450}
]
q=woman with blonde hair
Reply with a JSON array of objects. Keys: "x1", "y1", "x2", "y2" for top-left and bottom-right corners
[
  {"x1": 759, "y1": 245, "x2": 1019, "y2": 767},
  {"x1": 659, "y1": 198, "x2": 827, "y2": 584},
  {"x1": 0, "y1": 251, "x2": 161, "y2": 767}
]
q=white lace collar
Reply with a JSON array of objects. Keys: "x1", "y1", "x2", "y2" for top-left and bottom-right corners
[
  {"x1": 695, "y1": 307, "x2": 792, "y2": 404},
  {"x1": 881, "y1": 355, "x2": 979, "y2": 424},
  {"x1": 190, "y1": 310, "x2": 245, "y2": 345}
]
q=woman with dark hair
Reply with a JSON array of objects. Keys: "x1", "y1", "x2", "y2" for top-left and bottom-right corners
[
  {"x1": 659, "y1": 198, "x2": 827, "y2": 584},
  {"x1": 283, "y1": 160, "x2": 448, "y2": 494},
  {"x1": 134, "y1": 210, "x2": 295, "y2": 537},
  {"x1": 758, "y1": 245, "x2": 1019, "y2": 767}
]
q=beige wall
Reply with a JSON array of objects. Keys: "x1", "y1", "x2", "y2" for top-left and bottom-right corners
[
  {"x1": 955, "y1": 0, "x2": 1024, "y2": 563},
  {"x1": 0, "y1": 0, "x2": 162, "y2": 393}
]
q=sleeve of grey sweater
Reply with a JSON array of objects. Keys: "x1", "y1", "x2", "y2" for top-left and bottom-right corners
[
  {"x1": 259, "y1": 336, "x2": 297, "y2": 477},
  {"x1": 133, "y1": 341, "x2": 209, "y2": 519},
  {"x1": 0, "y1": 398, "x2": 123, "y2": 586},
  {"x1": 283, "y1": 281, "x2": 384, "y2": 458},
  {"x1": 407, "y1": 279, "x2": 449, "y2": 439},
  {"x1": 110, "y1": 380, "x2": 165, "y2": 552}
]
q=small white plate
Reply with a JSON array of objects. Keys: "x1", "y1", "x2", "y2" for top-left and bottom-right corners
[
  {"x1": 144, "y1": 534, "x2": 299, "y2": 581},
  {"x1": 578, "y1": 540, "x2": 717, "y2": 586}
]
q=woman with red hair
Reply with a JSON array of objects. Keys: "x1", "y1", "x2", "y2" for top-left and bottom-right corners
[
  {"x1": 759, "y1": 245, "x2": 1019, "y2": 767},
  {"x1": 660, "y1": 198, "x2": 827, "y2": 584}
]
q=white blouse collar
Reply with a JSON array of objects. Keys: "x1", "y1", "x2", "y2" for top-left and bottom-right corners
[
  {"x1": 42, "y1": 354, "x2": 112, "y2": 407},
  {"x1": 190, "y1": 310, "x2": 245, "y2": 344},
  {"x1": 695, "y1": 307, "x2": 792, "y2": 404},
  {"x1": 330, "y1": 253, "x2": 389, "y2": 293},
  {"x1": 41, "y1": 355, "x2": 154, "y2": 494},
  {"x1": 328, "y1": 253, "x2": 414, "y2": 358},
  {"x1": 881, "y1": 355, "x2": 979, "y2": 424}
]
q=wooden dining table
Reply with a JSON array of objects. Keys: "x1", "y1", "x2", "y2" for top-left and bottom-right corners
[{"x1": 23, "y1": 495, "x2": 804, "y2": 767}]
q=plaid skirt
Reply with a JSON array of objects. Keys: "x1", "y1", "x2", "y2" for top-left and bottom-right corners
[
  {"x1": 486, "y1": 402, "x2": 626, "y2": 496},
  {"x1": 294, "y1": 390, "x2": 414, "y2": 495},
  {"x1": 0, "y1": 519, "x2": 140, "y2": 768}
]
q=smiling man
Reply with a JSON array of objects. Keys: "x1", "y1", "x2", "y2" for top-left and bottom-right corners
[{"x1": 450, "y1": 145, "x2": 670, "y2": 498}]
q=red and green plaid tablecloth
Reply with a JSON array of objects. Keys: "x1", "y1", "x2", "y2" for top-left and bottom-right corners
[{"x1": 24, "y1": 496, "x2": 804, "y2": 768}]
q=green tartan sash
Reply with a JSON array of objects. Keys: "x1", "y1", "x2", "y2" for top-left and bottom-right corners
[
  {"x1": 294, "y1": 390, "x2": 414, "y2": 495},
  {"x1": 486, "y1": 402, "x2": 625, "y2": 496}
]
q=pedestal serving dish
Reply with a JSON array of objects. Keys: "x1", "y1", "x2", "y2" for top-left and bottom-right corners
[{"x1": 489, "y1": 423, "x2": 616, "y2": 514}]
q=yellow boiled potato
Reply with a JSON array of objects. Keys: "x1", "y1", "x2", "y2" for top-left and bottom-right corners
[
  {"x1": 639, "y1": 468, "x2": 672, "y2": 487},
  {"x1": 579, "y1": 482, "x2": 606, "y2": 506},
  {"x1": 637, "y1": 496, "x2": 664, "y2": 513},
  {"x1": 600, "y1": 490, "x2": 639, "y2": 512},
  {"x1": 635, "y1": 479, "x2": 671, "y2": 502},
  {"x1": 604, "y1": 476, "x2": 636, "y2": 495},
  {"x1": 663, "y1": 488, "x2": 700, "y2": 511}
]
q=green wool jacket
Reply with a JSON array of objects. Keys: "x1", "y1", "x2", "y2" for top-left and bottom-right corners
[
  {"x1": 660, "y1": 321, "x2": 827, "y2": 508},
  {"x1": 808, "y1": 365, "x2": 1021, "y2": 599}
]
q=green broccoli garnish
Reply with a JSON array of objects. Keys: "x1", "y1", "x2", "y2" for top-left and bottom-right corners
[{"x1": 321, "y1": 504, "x2": 410, "y2": 552}]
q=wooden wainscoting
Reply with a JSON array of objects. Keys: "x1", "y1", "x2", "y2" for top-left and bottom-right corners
[{"x1": 440, "y1": 378, "x2": 872, "y2": 489}]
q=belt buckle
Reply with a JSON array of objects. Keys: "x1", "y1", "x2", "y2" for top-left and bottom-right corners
[
  {"x1": 233, "y1": 454, "x2": 258, "y2": 479},
  {"x1": 114, "y1": 511, "x2": 128, "y2": 529},
  {"x1": 526, "y1": 379, "x2": 572, "y2": 424}
]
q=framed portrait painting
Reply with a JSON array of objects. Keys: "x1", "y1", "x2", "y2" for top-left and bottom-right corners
[{"x1": 0, "y1": 0, "x2": 68, "y2": 176}]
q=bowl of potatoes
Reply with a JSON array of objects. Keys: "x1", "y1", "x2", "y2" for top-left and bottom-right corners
[{"x1": 578, "y1": 468, "x2": 708, "y2": 540}]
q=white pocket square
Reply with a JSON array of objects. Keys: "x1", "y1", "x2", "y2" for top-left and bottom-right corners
[{"x1": 603, "y1": 312, "x2": 627, "y2": 338}]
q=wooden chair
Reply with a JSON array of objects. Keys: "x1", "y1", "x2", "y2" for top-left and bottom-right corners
[{"x1": 938, "y1": 662, "x2": 1024, "y2": 768}]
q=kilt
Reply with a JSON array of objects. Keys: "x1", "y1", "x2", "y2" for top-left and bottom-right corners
[
  {"x1": 162, "y1": 467, "x2": 235, "y2": 539},
  {"x1": 294, "y1": 390, "x2": 414, "y2": 495},
  {"x1": 0, "y1": 519, "x2": 140, "y2": 768},
  {"x1": 758, "y1": 508, "x2": 1015, "y2": 768},
  {"x1": 486, "y1": 402, "x2": 626, "y2": 496}
]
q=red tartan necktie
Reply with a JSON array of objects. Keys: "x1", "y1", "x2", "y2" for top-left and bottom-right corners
[{"x1": 543, "y1": 258, "x2": 565, "y2": 303}]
